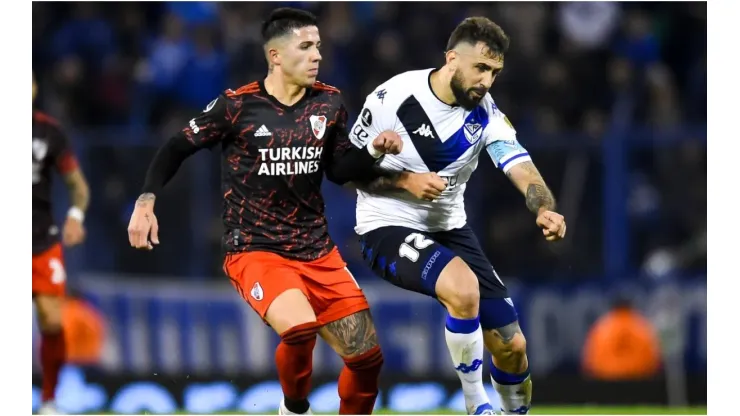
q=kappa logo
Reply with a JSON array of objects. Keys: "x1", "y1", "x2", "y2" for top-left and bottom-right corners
[
  {"x1": 250, "y1": 282, "x2": 264, "y2": 301},
  {"x1": 413, "y1": 124, "x2": 434, "y2": 138},
  {"x1": 310, "y1": 115, "x2": 327, "y2": 140}
]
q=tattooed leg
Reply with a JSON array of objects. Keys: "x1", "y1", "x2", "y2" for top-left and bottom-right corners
[
  {"x1": 320, "y1": 310, "x2": 383, "y2": 415},
  {"x1": 483, "y1": 322, "x2": 532, "y2": 414}
]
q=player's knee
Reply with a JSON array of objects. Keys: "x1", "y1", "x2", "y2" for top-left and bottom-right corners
[
  {"x1": 34, "y1": 296, "x2": 63, "y2": 333},
  {"x1": 343, "y1": 345, "x2": 384, "y2": 375},
  {"x1": 279, "y1": 321, "x2": 321, "y2": 346},
  {"x1": 436, "y1": 257, "x2": 480, "y2": 318},
  {"x1": 491, "y1": 332, "x2": 527, "y2": 369}
]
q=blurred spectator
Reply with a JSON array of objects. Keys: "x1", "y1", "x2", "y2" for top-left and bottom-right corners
[
  {"x1": 62, "y1": 295, "x2": 107, "y2": 366},
  {"x1": 557, "y1": 2, "x2": 621, "y2": 51},
  {"x1": 581, "y1": 291, "x2": 662, "y2": 380}
]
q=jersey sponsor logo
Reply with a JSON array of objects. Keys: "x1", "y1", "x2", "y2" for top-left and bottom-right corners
[
  {"x1": 360, "y1": 108, "x2": 373, "y2": 127},
  {"x1": 309, "y1": 115, "x2": 327, "y2": 140},
  {"x1": 250, "y1": 282, "x2": 263, "y2": 301},
  {"x1": 254, "y1": 125, "x2": 272, "y2": 137},
  {"x1": 413, "y1": 124, "x2": 435, "y2": 139},
  {"x1": 463, "y1": 122, "x2": 483, "y2": 144},
  {"x1": 257, "y1": 146, "x2": 324, "y2": 176},
  {"x1": 203, "y1": 98, "x2": 218, "y2": 113}
]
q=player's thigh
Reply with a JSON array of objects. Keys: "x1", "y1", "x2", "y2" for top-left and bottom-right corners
[
  {"x1": 32, "y1": 244, "x2": 66, "y2": 330},
  {"x1": 300, "y1": 247, "x2": 371, "y2": 327},
  {"x1": 435, "y1": 226, "x2": 518, "y2": 330},
  {"x1": 359, "y1": 226, "x2": 457, "y2": 298},
  {"x1": 223, "y1": 251, "x2": 317, "y2": 334}
]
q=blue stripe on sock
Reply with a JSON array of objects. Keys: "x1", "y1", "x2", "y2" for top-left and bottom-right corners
[
  {"x1": 491, "y1": 359, "x2": 530, "y2": 385},
  {"x1": 445, "y1": 315, "x2": 480, "y2": 334}
]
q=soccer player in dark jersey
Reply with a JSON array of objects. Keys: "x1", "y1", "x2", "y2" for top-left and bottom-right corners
[
  {"x1": 126, "y1": 8, "x2": 402, "y2": 415},
  {"x1": 32, "y1": 74, "x2": 91, "y2": 415}
]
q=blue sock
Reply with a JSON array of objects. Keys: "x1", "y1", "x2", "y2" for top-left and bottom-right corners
[
  {"x1": 445, "y1": 315, "x2": 480, "y2": 334},
  {"x1": 490, "y1": 358, "x2": 532, "y2": 414}
]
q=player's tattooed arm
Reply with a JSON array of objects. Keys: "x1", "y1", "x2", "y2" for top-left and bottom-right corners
[
  {"x1": 506, "y1": 161, "x2": 556, "y2": 214},
  {"x1": 319, "y1": 309, "x2": 379, "y2": 357},
  {"x1": 62, "y1": 169, "x2": 90, "y2": 212},
  {"x1": 356, "y1": 172, "x2": 405, "y2": 193}
]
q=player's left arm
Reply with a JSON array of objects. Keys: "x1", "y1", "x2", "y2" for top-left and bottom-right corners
[
  {"x1": 53, "y1": 127, "x2": 90, "y2": 247},
  {"x1": 485, "y1": 112, "x2": 566, "y2": 241}
]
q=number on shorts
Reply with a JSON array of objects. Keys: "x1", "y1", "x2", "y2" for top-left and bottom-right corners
[
  {"x1": 398, "y1": 233, "x2": 434, "y2": 262},
  {"x1": 49, "y1": 258, "x2": 66, "y2": 284}
]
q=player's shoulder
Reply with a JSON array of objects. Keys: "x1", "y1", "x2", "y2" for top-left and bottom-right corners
[
  {"x1": 312, "y1": 80, "x2": 341, "y2": 94},
  {"x1": 33, "y1": 111, "x2": 61, "y2": 128},
  {"x1": 481, "y1": 93, "x2": 517, "y2": 137},
  {"x1": 224, "y1": 81, "x2": 261, "y2": 100},
  {"x1": 365, "y1": 69, "x2": 433, "y2": 110}
]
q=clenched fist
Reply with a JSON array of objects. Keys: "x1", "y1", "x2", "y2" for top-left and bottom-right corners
[
  {"x1": 536, "y1": 209, "x2": 566, "y2": 241},
  {"x1": 127, "y1": 193, "x2": 160, "y2": 250},
  {"x1": 371, "y1": 130, "x2": 403, "y2": 155},
  {"x1": 399, "y1": 172, "x2": 448, "y2": 202}
]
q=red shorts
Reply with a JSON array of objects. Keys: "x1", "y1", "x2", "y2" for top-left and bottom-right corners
[
  {"x1": 223, "y1": 247, "x2": 369, "y2": 326},
  {"x1": 32, "y1": 243, "x2": 66, "y2": 297}
]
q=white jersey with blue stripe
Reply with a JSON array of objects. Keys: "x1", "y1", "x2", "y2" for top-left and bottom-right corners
[{"x1": 349, "y1": 68, "x2": 531, "y2": 234}]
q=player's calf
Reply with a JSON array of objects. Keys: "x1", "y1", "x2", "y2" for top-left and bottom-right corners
[
  {"x1": 266, "y1": 289, "x2": 322, "y2": 415},
  {"x1": 34, "y1": 295, "x2": 67, "y2": 408},
  {"x1": 484, "y1": 322, "x2": 532, "y2": 415},
  {"x1": 319, "y1": 309, "x2": 384, "y2": 415},
  {"x1": 435, "y1": 258, "x2": 492, "y2": 414}
]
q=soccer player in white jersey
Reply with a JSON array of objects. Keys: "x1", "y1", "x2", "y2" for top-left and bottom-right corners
[{"x1": 343, "y1": 17, "x2": 567, "y2": 415}]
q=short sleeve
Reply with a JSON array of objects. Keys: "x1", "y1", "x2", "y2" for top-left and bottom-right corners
[
  {"x1": 484, "y1": 107, "x2": 531, "y2": 173},
  {"x1": 347, "y1": 88, "x2": 396, "y2": 148},
  {"x1": 180, "y1": 93, "x2": 233, "y2": 149}
]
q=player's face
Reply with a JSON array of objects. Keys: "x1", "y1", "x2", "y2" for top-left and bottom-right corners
[
  {"x1": 280, "y1": 26, "x2": 322, "y2": 88},
  {"x1": 449, "y1": 42, "x2": 504, "y2": 110}
]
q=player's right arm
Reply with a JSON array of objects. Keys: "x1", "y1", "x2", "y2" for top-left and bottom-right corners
[
  {"x1": 128, "y1": 94, "x2": 233, "y2": 250},
  {"x1": 345, "y1": 90, "x2": 447, "y2": 200}
]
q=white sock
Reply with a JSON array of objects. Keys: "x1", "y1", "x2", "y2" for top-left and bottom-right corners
[
  {"x1": 491, "y1": 362, "x2": 532, "y2": 414},
  {"x1": 445, "y1": 315, "x2": 490, "y2": 414}
]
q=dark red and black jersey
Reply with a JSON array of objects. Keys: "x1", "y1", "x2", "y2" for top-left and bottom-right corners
[
  {"x1": 162, "y1": 80, "x2": 359, "y2": 261},
  {"x1": 32, "y1": 111, "x2": 79, "y2": 254}
]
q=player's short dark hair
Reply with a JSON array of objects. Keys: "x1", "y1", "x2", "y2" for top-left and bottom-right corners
[
  {"x1": 261, "y1": 7, "x2": 318, "y2": 44},
  {"x1": 446, "y1": 17, "x2": 510, "y2": 57}
]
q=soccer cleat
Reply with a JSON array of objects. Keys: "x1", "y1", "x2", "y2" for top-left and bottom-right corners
[
  {"x1": 472, "y1": 403, "x2": 497, "y2": 415},
  {"x1": 38, "y1": 402, "x2": 65, "y2": 415},
  {"x1": 278, "y1": 398, "x2": 313, "y2": 415}
]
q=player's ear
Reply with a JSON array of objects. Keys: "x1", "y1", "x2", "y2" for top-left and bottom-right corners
[
  {"x1": 445, "y1": 50, "x2": 458, "y2": 71},
  {"x1": 265, "y1": 43, "x2": 282, "y2": 67}
]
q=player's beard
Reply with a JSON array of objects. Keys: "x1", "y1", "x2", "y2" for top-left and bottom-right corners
[{"x1": 450, "y1": 70, "x2": 486, "y2": 111}]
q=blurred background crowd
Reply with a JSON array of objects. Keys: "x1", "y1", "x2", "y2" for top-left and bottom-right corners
[
  {"x1": 32, "y1": 1, "x2": 706, "y2": 283},
  {"x1": 31, "y1": 2, "x2": 706, "y2": 412}
]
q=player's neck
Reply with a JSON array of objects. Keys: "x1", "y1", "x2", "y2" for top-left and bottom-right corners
[
  {"x1": 429, "y1": 68, "x2": 457, "y2": 107},
  {"x1": 264, "y1": 74, "x2": 306, "y2": 107}
]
